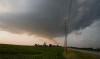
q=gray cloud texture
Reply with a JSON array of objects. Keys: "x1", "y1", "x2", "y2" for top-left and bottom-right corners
[
  {"x1": 0, "y1": 0, "x2": 100, "y2": 39},
  {"x1": 68, "y1": 20, "x2": 100, "y2": 48}
]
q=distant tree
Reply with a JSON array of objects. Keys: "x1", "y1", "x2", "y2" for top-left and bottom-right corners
[
  {"x1": 49, "y1": 44, "x2": 52, "y2": 47},
  {"x1": 56, "y1": 44, "x2": 59, "y2": 47},
  {"x1": 34, "y1": 44, "x2": 38, "y2": 47},
  {"x1": 43, "y1": 42, "x2": 47, "y2": 47}
]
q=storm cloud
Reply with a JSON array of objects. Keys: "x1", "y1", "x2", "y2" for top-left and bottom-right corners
[
  {"x1": 0, "y1": 0, "x2": 100, "y2": 39},
  {"x1": 68, "y1": 20, "x2": 100, "y2": 48}
]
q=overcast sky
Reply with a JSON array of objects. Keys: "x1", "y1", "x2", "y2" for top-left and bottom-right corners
[{"x1": 0, "y1": 0, "x2": 100, "y2": 48}]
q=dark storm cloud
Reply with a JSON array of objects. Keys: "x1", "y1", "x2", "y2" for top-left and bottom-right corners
[
  {"x1": 0, "y1": 0, "x2": 100, "y2": 38},
  {"x1": 80, "y1": 20, "x2": 100, "y2": 48},
  {"x1": 68, "y1": 20, "x2": 100, "y2": 48},
  {"x1": 0, "y1": 0, "x2": 66, "y2": 38},
  {"x1": 69, "y1": 0, "x2": 100, "y2": 32},
  {"x1": 67, "y1": 0, "x2": 100, "y2": 48}
]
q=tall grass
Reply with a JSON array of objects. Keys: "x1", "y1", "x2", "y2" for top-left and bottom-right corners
[{"x1": 0, "y1": 55, "x2": 59, "y2": 59}]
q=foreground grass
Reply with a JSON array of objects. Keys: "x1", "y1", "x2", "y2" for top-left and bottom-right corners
[
  {"x1": 0, "y1": 44, "x2": 65, "y2": 59},
  {"x1": 67, "y1": 49, "x2": 100, "y2": 59}
]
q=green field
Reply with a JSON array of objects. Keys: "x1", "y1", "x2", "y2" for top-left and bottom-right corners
[
  {"x1": 0, "y1": 44, "x2": 65, "y2": 59},
  {"x1": 1, "y1": 44, "x2": 100, "y2": 59},
  {"x1": 67, "y1": 49, "x2": 100, "y2": 59}
]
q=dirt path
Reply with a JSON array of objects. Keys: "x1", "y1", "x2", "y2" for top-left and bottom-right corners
[{"x1": 71, "y1": 49, "x2": 100, "y2": 56}]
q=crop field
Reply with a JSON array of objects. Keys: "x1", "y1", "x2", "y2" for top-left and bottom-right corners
[{"x1": 0, "y1": 44, "x2": 65, "y2": 59}]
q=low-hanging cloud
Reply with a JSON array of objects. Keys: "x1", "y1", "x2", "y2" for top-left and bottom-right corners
[
  {"x1": 68, "y1": 20, "x2": 100, "y2": 48},
  {"x1": 0, "y1": 0, "x2": 100, "y2": 39}
]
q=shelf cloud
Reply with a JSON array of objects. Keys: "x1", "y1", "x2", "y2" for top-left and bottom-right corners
[{"x1": 0, "y1": 0, "x2": 100, "y2": 40}]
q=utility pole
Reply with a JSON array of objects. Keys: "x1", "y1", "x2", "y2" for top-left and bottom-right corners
[{"x1": 64, "y1": 0, "x2": 73, "y2": 54}]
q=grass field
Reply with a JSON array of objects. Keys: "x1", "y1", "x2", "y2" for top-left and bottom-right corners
[
  {"x1": 1, "y1": 44, "x2": 100, "y2": 59},
  {"x1": 0, "y1": 44, "x2": 65, "y2": 59},
  {"x1": 67, "y1": 49, "x2": 100, "y2": 59}
]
